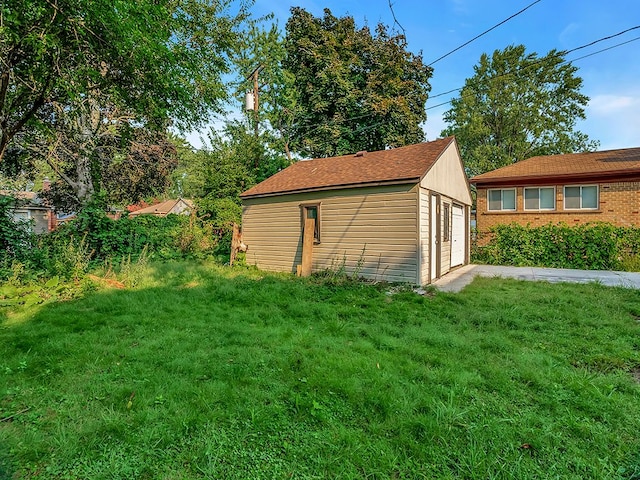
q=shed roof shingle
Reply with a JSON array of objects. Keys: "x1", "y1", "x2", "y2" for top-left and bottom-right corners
[
  {"x1": 470, "y1": 147, "x2": 640, "y2": 186},
  {"x1": 240, "y1": 137, "x2": 455, "y2": 198}
]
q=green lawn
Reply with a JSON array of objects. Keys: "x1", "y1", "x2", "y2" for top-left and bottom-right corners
[{"x1": 1, "y1": 261, "x2": 640, "y2": 479}]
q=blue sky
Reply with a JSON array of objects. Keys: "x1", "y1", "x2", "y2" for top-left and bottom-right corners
[{"x1": 194, "y1": 0, "x2": 640, "y2": 151}]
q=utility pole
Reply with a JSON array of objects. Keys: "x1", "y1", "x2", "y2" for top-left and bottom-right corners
[{"x1": 245, "y1": 65, "x2": 264, "y2": 137}]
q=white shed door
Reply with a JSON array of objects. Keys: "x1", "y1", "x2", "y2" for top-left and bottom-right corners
[{"x1": 451, "y1": 204, "x2": 465, "y2": 267}]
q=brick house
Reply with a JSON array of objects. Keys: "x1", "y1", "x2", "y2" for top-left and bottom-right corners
[{"x1": 469, "y1": 147, "x2": 640, "y2": 235}]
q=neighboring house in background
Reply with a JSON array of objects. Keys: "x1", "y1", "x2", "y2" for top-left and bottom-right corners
[
  {"x1": 470, "y1": 147, "x2": 640, "y2": 236},
  {"x1": 1, "y1": 190, "x2": 56, "y2": 234},
  {"x1": 127, "y1": 198, "x2": 194, "y2": 217},
  {"x1": 240, "y1": 137, "x2": 473, "y2": 285}
]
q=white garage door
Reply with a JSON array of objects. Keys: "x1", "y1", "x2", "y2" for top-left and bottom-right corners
[{"x1": 451, "y1": 204, "x2": 465, "y2": 267}]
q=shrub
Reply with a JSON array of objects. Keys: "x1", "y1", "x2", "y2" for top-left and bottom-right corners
[
  {"x1": 59, "y1": 209, "x2": 220, "y2": 262},
  {"x1": 0, "y1": 195, "x2": 35, "y2": 278},
  {"x1": 472, "y1": 222, "x2": 640, "y2": 271},
  {"x1": 0, "y1": 205, "x2": 225, "y2": 283}
]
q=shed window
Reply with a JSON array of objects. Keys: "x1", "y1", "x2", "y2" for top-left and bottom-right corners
[
  {"x1": 524, "y1": 187, "x2": 555, "y2": 210},
  {"x1": 488, "y1": 189, "x2": 516, "y2": 211},
  {"x1": 564, "y1": 185, "x2": 598, "y2": 210},
  {"x1": 300, "y1": 204, "x2": 321, "y2": 243}
]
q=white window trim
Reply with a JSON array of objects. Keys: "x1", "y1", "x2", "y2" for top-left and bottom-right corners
[
  {"x1": 487, "y1": 188, "x2": 517, "y2": 211},
  {"x1": 563, "y1": 185, "x2": 599, "y2": 210},
  {"x1": 523, "y1": 186, "x2": 556, "y2": 211}
]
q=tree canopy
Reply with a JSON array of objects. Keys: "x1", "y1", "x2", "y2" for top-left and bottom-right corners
[
  {"x1": 282, "y1": 7, "x2": 432, "y2": 158},
  {"x1": 441, "y1": 45, "x2": 599, "y2": 177},
  {"x1": 1, "y1": 0, "x2": 250, "y2": 206}
]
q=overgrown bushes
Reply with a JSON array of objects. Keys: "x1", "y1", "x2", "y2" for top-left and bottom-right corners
[
  {"x1": 473, "y1": 222, "x2": 640, "y2": 271},
  {"x1": 0, "y1": 196, "x2": 36, "y2": 278},
  {"x1": 52, "y1": 206, "x2": 219, "y2": 262},
  {"x1": 0, "y1": 206, "x2": 227, "y2": 282}
]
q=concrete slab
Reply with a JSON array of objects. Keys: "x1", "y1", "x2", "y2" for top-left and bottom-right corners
[{"x1": 433, "y1": 264, "x2": 640, "y2": 293}]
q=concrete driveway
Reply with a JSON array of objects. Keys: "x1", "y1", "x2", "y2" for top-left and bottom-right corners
[{"x1": 433, "y1": 264, "x2": 640, "y2": 293}]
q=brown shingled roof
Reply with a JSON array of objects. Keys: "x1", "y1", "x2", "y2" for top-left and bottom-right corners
[
  {"x1": 470, "y1": 147, "x2": 640, "y2": 186},
  {"x1": 241, "y1": 137, "x2": 456, "y2": 198}
]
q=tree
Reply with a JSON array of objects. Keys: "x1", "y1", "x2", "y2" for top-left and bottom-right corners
[
  {"x1": 172, "y1": 120, "x2": 286, "y2": 232},
  {"x1": 174, "y1": 120, "x2": 288, "y2": 206},
  {"x1": 283, "y1": 8, "x2": 432, "y2": 158},
  {"x1": 441, "y1": 45, "x2": 599, "y2": 176},
  {"x1": 41, "y1": 125, "x2": 180, "y2": 213},
  {"x1": 0, "y1": 0, "x2": 250, "y2": 203}
]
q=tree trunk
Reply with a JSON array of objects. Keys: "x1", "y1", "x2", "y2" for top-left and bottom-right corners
[{"x1": 73, "y1": 154, "x2": 95, "y2": 204}]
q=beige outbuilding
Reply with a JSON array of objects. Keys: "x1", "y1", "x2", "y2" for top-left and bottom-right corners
[{"x1": 240, "y1": 136, "x2": 472, "y2": 285}]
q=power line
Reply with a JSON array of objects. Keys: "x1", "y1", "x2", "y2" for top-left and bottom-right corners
[
  {"x1": 426, "y1": 26, "x2": 640, "y2": 109},
  {"x1": 568, "y1": 35, "x2": 640, "y2": 63},
  {"x1": 563, "y1": 25, "x2": 640, "y2": 55},
  {"x1": 428, "y1": 0, "x2": 543, "y2": 66},
  {"x1": 429, "y1": 25, "x2": 640, "y2": 100}
]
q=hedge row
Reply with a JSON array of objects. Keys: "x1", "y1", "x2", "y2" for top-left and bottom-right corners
[{"x1": 473, "y1": 223, "x2": 640, "y2": 271}]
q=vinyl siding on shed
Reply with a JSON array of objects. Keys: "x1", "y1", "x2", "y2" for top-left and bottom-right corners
[
  {"x1": 419, "y1": 187, "x2": 430, "y2": 285},
  {"x1": 420, "y1": 141, "x2": 472, "y2": 205},
  {"x1": 242, "y1": 184, "x2": 419, "y2": 283}
]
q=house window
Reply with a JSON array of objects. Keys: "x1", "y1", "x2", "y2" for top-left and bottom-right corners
[
  {"x1": 12, "y1": 211, "x2": 30, "y2": 222},
  {"x1": 487, "y1": 189, "x2": 516, "y2": 211},
  {"x1": 443, "y1": 203, "x2": 450, "y2": 242},
  {"x1": 524, "y1": 187, "x2": 555, "y2": 210},
  {"x1": 300, "y1": 203, "x2": 321, "y2": 243},
  {"x1": 564, "y1": 185, "x2": 598, "y2": 210}
]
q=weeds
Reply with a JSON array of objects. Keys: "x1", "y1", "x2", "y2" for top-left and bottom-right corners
[
  {"x1": 117, "y1": 245, "x2": 150, "y2": 288},
  {"x1": 314, "y1": 245, "x2": 388, "y2": 285}
]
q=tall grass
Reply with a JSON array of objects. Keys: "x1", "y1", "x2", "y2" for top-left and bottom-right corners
[{"x1": 1, "y1": 262, "x2": 639, "y2": 479}]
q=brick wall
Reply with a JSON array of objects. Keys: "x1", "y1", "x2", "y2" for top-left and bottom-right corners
[{"x1": 476, "y1": 182, "x2": 640, "y2": 235}]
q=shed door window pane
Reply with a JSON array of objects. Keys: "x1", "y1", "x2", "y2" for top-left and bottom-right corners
[
  {"x1": 306, "y1": 206, "x2": 317, "y2": 220},
  {"x1": 443, "y1": 204, "x2": 450, "y2": 242},
  {"x1": 301, "y1": 204, "x2": 321, "y2": 243}
]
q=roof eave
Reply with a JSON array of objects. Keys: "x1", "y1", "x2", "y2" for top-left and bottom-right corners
[
  {"x1": 240, "y1": 177, "x2": 420, "y2": 200},
  {"x1": 470, "y1": 169, "x2": 640, "y2": 188}
]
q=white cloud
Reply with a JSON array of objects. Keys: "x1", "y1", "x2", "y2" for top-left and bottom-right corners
[
  {"x1": 588, "y1": 94, "x2": 637, "y2": 115},
  {"x1": 583, "y1": 92, "x2": 640, "y2": 150}
]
